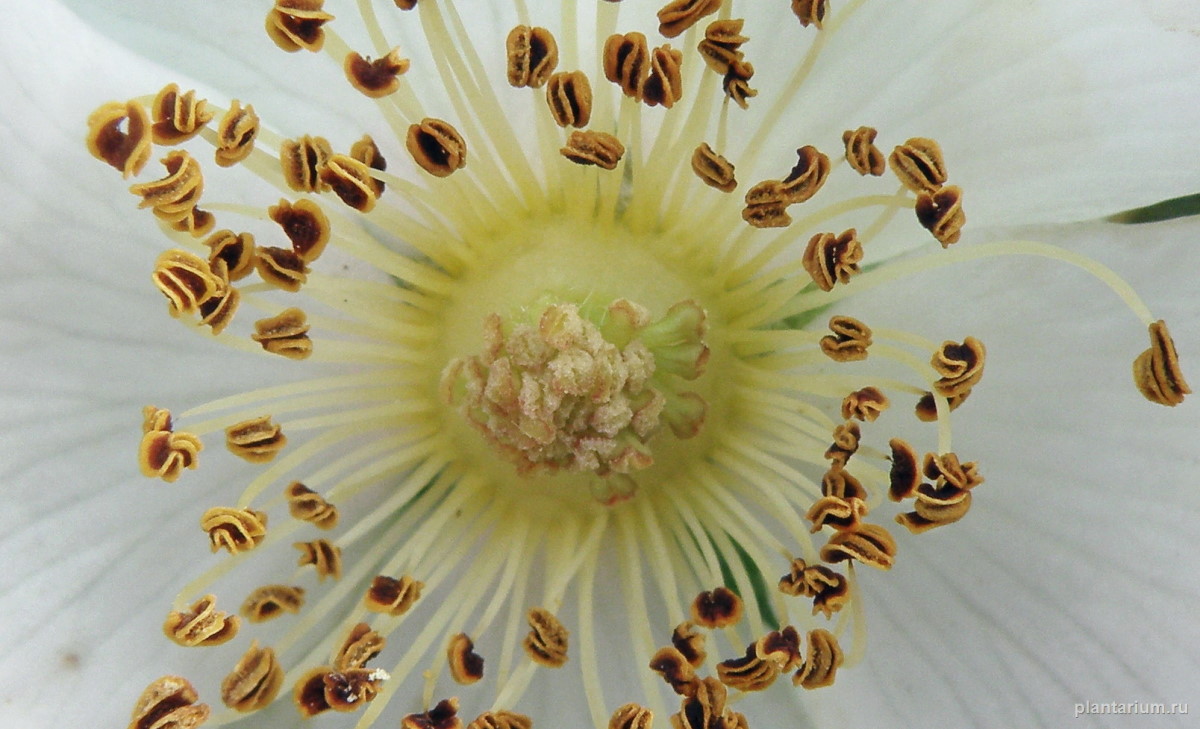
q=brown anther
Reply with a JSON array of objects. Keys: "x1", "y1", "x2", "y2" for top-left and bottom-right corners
[
  {"x1": 197, "y1": 266, "x2": 239, "y2": 336},
  {"x1": 896, "y1": 491, "x2": 974, "y2": 534},
  {"x1": 697, "y1": 19, "x2": 747, "y2": 75},
  {"x1": 268, "y1": 198, "x2": 329, "y2": 263},
  {"x1": 915, "y1": 389, "x2": 971, "y2": 422},
  {"x1": 793, "y1": 629, "x2": 842, "y2": 689},
  {"x1": 407, "y1": 118, "x2": 467, "y2": 177},
  {"x1": 820, "y1": 466, "x2": 866, "y2": 500},
  {"x1": 129, "y1": 151, "x2": 203, "y2": 217},
  {"x1": 806, "y1": 495, "x2": 868, "y2": 533},
  {"x1": 723, "y1": 60, "x2": 757, "y2": 109},
  {"x1": 823, "y1": 421, "x2": 861, "y2": 467},
  {"x1": 221, "y1": 641, "x2": 284, "y2": 713},
  {"x1": 524, "y1": 607, "x2": 569, "y2": 667},
  {"x1": 254, "y1": 246, "x2": 309, "y2": 292},
  {"x1": 395, "y1": 0, "x2": 417, "y2": 8},
  {"x1": 345, "y1": 48, "x2": 410, "y2": 98},
  {"x1": 142, "y1": 406, "x2": 173, "y2": 434},
  {"x1": 364, "y1": 574, "x2": 424, "y2": 616},
  {"x1": 403, "y1": 698, "x2": 462, "y2": 729},
  {"x1": 820, "y1": 315, "x2": 872, "y2": 362},
  {"x1": 841, "y1": 386, "x2": 889, "y2": 422},
  {"x1": 931, "y1": 336, "x2": 985, "y2": 397},
  {"x1": 225, "y1": 415, "x2": 287, "y2": 463},
  {"x1": 916, "y1": 185, "x2": 966, "y2": 246},
  {"x1": 650, "y1": 645, "x2": 700, "y2": 696},
  {"x1": 214, "y1": 100, "x2": 259, "y2": 168},
  {"x1": 251, "y1": 307, "x2": 313, "y2": 360},
  {"x1": 561, "y1": 130, "x2": 625, "y2": 170},
  {"x1": 129, "y1": 675, "x2": 209, "y2": 729},
  {"x1": 642, "y1": 45, "x2": 684, "y2": 108},
  {"x1": 657, "y1": 0, "x2": 722, "y2": 39},
  {"x1": 781, "y1": 145, "x2": 831, "y2": 204},
  {"x1": 671, "y1": 621, "x2": 707, "y2": 667},
  {"x1": 716, "y1": 643, "x2": 779, "y2": 692},
  {"x1": 923, "y1": 451, "x2": 983, "y2": 491},
  {"x1": 447, "y1": 633, "x2": 485, "y2": 684},
  {"x1": 672, "y1": 677, "x2": 744, "y2": 729},
  {"x1": 350, "y1": 135, "x2": 387, "y2": 194},
  {"x1": 163, "y1": 594, "x2": 240, "y2": 647},
  {"x1": 266, "y1": 0, "x2": 334, "y2": 53},
  {"x1": 842, "y1": 126, "x2": 885, "y2": 176},
  {"x1": 295, "y1": 538, "x2": 342, "y2": 581},
  {"x1": 887, "y1": 438, "x2": 920, "y2": 501},
  {"x1": 241, "y1": 584, "x2": 305, "y2": 622},
  {"x1": 803, "y1": 229, "x2": 862, "y2": 292},
  {"x1": 139, "y1": 426, "x2": 203, "y2": 483},
  {"x1": 1134, "y1": 320, "x2": 1191, "y2": 406},
  {"x1": 741, "y1": 180, "x2": 791, "y2": 228},
  {"x1": 777, "y1": 559, "x2": 849, "y2": 618},
  {"x1": 285, "y1": 481, "x2": 338, "y2": 528},
  {"x1": 280, "y1": 134, "x2": 332, "y2": 193},
  {"x1": 603, "y1": 32, "x2": 650, "y2": 99},
  {"x1": 162, "y1": 206, "x2": 215, "y2": 238},
  {"x1": 756, "y1": 625, "x2": 803, "y2": 671},
  {"x1": 320, "y1": 154, "x2": 380, "y2": 212},
  {"x1": 609, "y1": 704, "x2": 653, "y2": 729},
  {"x1": 507, "y1": 25, "x2": 559, "y2": 89},
  {"x1": 819, "y1": 523, "x2": 897, "y2": 570},
  {"x1": 691, "y1": 143, "x2": 736, "y2": 192},
  {"x1": 201, "y1": 507, "x2": 268, "y2": 554},
  {"x1": 294, "y1": 666, "x2": 387, "y2": 717},
  {"x1": 151, "y1": 84, "x2": 213, "y2": 145},
  {"x1": 890, "y1": 137, "x2": 947, "y2": 194},
  {"x1": 87, "y1": 100, "x2": 152, "y2": 177},
  {"x1": 152, "y1": 249, "x2": 220, "y2": 318},
  {"x1": 469, "y1": 711, "x2": 533, "y2": 729},
  {"x1": 690, "y1": 586, "x2": 742, "y2": 628},
  {"x1": 545, "y1": 71, "x2": 593, "y2": 128},
  {"x1": 335, "y1": 623, "x2": 386, "y2": 670},
  {"x1": 791, "y1": 0, "x2": 828, "y2": 28}
]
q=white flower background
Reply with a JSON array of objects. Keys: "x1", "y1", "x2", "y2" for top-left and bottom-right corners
[{"x1": 1, "y1": 1, "x2": 1198, "y2": 728}]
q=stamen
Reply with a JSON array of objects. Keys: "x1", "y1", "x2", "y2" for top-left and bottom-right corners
[
  {"x1": 657, "y1": 0, "x2": 722, "y2": 39},
  {"x1": 221, "y1": 641, "x2": 285, "y2": 712},
  {"x1": 87, "y1": 100, "x2": 152, "y2": 177},
  {"x1": 406, "y1": 118, "x2": 468, "y2": 177},
  {"x1": 150, "y1": 84, "x2": 213, "y2": 145},
  {"x1": 791, "y1": 0, "x2": 829, "y2": 28},
  {"x1": 207, "y1": 101, "x2": 259, "y2": 168},
  {"x1": 546, "y1": 70, "x2": 594, "y2": 127},
  {"x1": 842, "y1": 126, "x2": 885, "y2": 177},
  {"x1": 1134, "y1": 320, "x2": 1191, "y2": 406},
  {"x1": 201, "y1": 506, "x2": 268, "y2": 554},
  {"x1": 266, "y1": 0, "x2": 334, "y2": 53},
  {"x1": 224, "y1": 415, "x2": 288, "y2": 463},
  {"x1": 129, "y1": 676, "x2": 209, "y2": 729},
  {"x1": 792, "y1": 629, "x2": 842, "y2": 689},
  {"x1": 294, "y1": 538, "x2": 343, "y2": 581},
  {"x1": 345, "y1": 48, "x2": 411, "y2": 98},
  {"x1": 507, "y1": 25, "x2": 559, "y2": 89},
  {"x1": 251, "y1": 307, "x2": 313, "y2": 360},
  {"x1": 162, "y1": 594, "x2": 240, "y2": 647},
  {"x1": 523, "y1": 607, "x2": 570, "y2": 667},
  {"x1": 690, "y1": 142, "x2": 737, "y2": 192},
  {"x1": 241, "y1": 585, "x2": 306, "y2": 622}
]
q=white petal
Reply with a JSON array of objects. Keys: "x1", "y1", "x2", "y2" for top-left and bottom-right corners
[
  {"x1": 822, "y1": 217, "x2": 1200, "y2": 726},
  {"x1": 740, "y1": 0, "x2": 1200, "y2": 224},
  {"x1": 0, "y1": 6, "x2": 278, "y2": 726}
]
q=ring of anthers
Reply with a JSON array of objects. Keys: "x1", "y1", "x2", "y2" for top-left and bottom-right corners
[{"x1": 90, "y1": 2, "x2": 1189, "y2": 729}]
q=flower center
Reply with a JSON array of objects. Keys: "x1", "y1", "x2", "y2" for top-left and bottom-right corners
[{"x1": 435, "y1": 215, "x2": 714, "y2": 505}]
